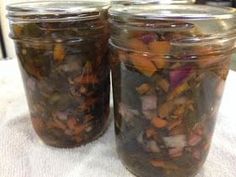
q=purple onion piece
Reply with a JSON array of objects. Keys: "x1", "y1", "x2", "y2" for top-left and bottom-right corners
[
  {"x1": 170, "y1": 66, "x2": 192, "y2": 88},
  {"x1": 140, "y1": 33, "x2": 157, "y2": 44}
]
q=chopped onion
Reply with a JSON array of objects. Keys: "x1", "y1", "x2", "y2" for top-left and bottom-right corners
[
  {"x1": 170, "y1": 66, "x2": 192, "y2": 88},
  {"x1": 164, "y1": 135, "x2": 187, "y2": 148},
  {"x1": 141, "y1": 33, "x2": 157, "y2": 44}
]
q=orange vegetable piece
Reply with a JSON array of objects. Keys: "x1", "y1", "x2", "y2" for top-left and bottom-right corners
[
  {"x1": 155, "y1": 77, "x2": 169, "y2": 93},
  {"x1": 168, "y1": 82, "x2": 190, "y2": 100},
  {"x1": 128, "y1": 38, "x2": 148, "y2": 51},
  {"x1": 151, "y1": 117, "x2": 168, "y2": 128},
  {"x1": 152, "y1": 57, "x2": 167, "y2": 69},
  {"x1": 54, "y1": 43, "x2": 65, "y2": 62},
  {"x1": 129, "y1": 53, "x2": 156, "y2": 77},
  {"x1": 136, "y1": 83, "x2": 152, "y2": 95},
  {"x1": 149, "y1": 41, "x2": 171, "y2": 55}
]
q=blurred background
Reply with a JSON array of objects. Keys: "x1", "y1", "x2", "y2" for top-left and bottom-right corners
[{"x1": 0, "y1": 0, "x2": 236, "y2": 69}]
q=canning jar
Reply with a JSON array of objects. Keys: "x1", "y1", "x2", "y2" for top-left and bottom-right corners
[
  {"x1": 7, "y1": 1, "x2": 110, "y2": 148},
  {"x1": 109, "y1": 4, "x2": 236, "y2": 177}
]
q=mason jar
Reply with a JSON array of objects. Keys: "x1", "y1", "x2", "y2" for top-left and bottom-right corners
[
  {"x1": 109, "y1": 4, "x2": 236, "y2": 177},
  {"x1": 7, "y1": 1, "x2": 110, "y2": 148}
]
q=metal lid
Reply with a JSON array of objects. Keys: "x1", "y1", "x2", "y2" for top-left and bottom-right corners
[
  {"x1": 112, "y1": 0, "x2": 196, "y2": 5},
  {"x1": 109, "y1": 4, "x2": 236, "y2": 21},
  {"x1": 7, "y1": 1, "x2": 110, "y2": 22}
]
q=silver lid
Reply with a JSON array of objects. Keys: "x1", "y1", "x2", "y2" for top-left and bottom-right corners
[{"x1": 7, "y1": 1, "x2": 110, "y2": 22}]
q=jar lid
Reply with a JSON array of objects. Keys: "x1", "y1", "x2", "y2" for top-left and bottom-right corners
[
  {"x1": 109, "y1": 4, "x2": 236, "y2": 21},
  {"x1": 112, "y1": 0, "x2": 195, "y2": 5},
  {"x1": 109, "y1": 4, "x2": 236, "y2": 50},
  {"x1": 206, "y1": 1, "x2": 232, "y2": 7},
  {"x1": 7, "y1": 1, "x2": 110, "y2": 22}
]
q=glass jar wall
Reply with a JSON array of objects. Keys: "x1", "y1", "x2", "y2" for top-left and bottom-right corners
[{"x1": 109, "y1": 4, "x2": 236, "y2": 177}]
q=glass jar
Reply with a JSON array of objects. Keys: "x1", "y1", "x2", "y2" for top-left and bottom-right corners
[
  {"x1": 7, "y1": 1, "x2": 110, "y2": 148},
  {"x1": 109, "y1": 4, "x2": 236, "y2": 177}
]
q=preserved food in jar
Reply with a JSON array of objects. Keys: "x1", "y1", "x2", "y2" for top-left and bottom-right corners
[
  {"x1": 8, "y1": 1, "x2": 110, "y2": 148},
  {"x1": 110, "y1": 4, "x2": 236, "y2": 177}
]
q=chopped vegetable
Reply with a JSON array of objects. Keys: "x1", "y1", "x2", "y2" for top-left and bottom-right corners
[
  {"x1": 163, "y1": 135, "x2": 187, "y2": 148},
  {"x1": 168, "y1": 148, "x2": 183, "y2": 158},
  {"x1": 155, "y1": 75, "x2": 170, "y2": 92},
  {"x1": 153, "y1": 57, "x2": 167, "y2": 69},
  {"x1": 129, "y1": 53, "x2": 157, "y2": 77},
  {"x1": 170, "y1": 66, "x2": 192, "y2": 88},
  {"x1": 188, "y1": 133, "x2": 202, "y2": 146},
  {"x1": 140, "y1": 33, "x2": 158, "y2": 44},
  {"x1": 146, "y1": 140, "x2": 160, "y2": 153},
  {"x1": 151, "y1": 117, "x2": 168, "y2": 128},
  {"x1": 10, "y1": 8, "x2": 110, "y2": 148},
  {"x1": 148, "y1": 41, "x2": 171, "y2": 55},
  {"x1": 141, "y1": 94, "x2": 157, "y2": 111},
  {"x1": 128, "y1": 38, "x2": 148, "y2": 51},
  {"x1": 168, "y1": 82, "x2": 190, "y2": 100},
  {"x1": 54, "y1": 43, "x2": 65, "y2": 62},
  {"x1": 159, "y1": 101, "x2": 175, "y2": 118},
  {"x1": 136, "y1": 83, "x2": 152, "y2": 95}
]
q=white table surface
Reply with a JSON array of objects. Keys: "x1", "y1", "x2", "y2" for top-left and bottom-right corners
[{"x1": 0, "y1": 59, "x2": 236, "y2": 177}]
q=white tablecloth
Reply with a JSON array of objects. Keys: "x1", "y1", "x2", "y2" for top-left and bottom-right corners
[{"x1": 0, "y1": 59, "x2": 236, "y2": 177}]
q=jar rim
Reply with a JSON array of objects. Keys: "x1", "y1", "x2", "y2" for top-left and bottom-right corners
[
  {"x1": 109, "y1": 4, "x2": 236, "y2": 21},
  {"x1": 111, "y1": 0, "x2": 196, "y2": 5},
  {"x1": 109, "y1": 4, "x2": 236, "y2": 49},
  {"x1": 7, "y1": 1, "x2": 110, "y2": 22},
  {"x1": 109, "y1": 39, "x2": 234, "y2": 63}
]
